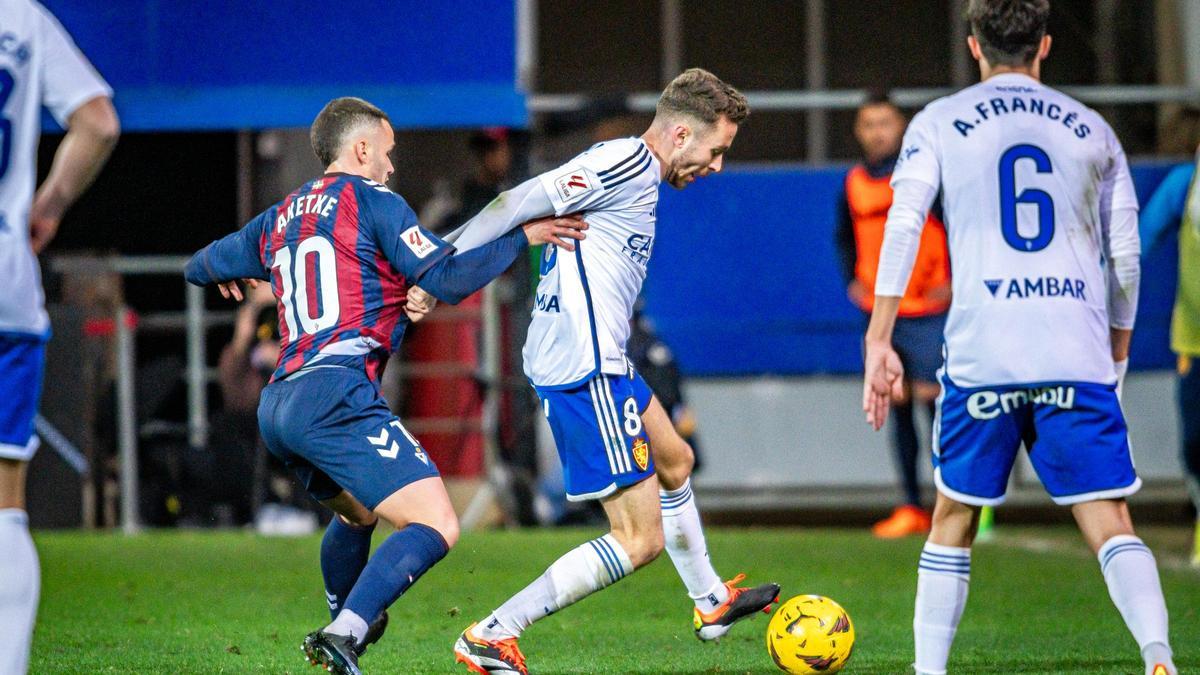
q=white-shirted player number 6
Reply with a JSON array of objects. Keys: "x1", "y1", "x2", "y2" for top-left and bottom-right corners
[
  {"x1": 999, "y1": 144, "x2": 1055, "y2": 252},
  {"x1": 271, "y1": 237, "x2": 341, "y2": 336}
]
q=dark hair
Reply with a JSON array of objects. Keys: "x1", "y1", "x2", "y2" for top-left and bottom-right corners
[
  {"x1": 656, "y1": 68, "x2": 749, "y2": 126},
  {"x1": 468, "y1": 128, "x2": 508, "y2": 157},
  {"x1": 310, "y1": 97, "x2": 391, "y2": 167},
  {"x1": 966, "y1": 0, "x2": 1050, "y2": 67},
  {"x1": 857, "y1": 89, "x2": 901, "y2": 115}
]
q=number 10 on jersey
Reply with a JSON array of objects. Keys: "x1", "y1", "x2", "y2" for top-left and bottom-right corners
[{"x1": 271, "y1": 238, "x2": 341, "y2": 336}]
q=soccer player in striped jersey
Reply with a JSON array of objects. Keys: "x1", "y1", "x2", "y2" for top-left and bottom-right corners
[
  {"x1": 446, "y1": 69, "x2": 779, "y2": 675},
  {"x1": 0, "y1": 2, "x2": 119, "y2": 672},
  {"x1": 862, "y1": 2, "x2": 1176, "y2": 674},
  {"x1": 185, "y1": 97, "x2": 586, "y2": 675}
]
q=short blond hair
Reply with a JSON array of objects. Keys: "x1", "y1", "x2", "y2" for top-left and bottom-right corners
[{"x1": 656, "y1": 68, "x2": 749, "y2": 126}]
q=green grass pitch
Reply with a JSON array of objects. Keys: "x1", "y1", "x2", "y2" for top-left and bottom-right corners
[{"x1": 32, "y1": 525, "x2": 1199, "y2": 673}]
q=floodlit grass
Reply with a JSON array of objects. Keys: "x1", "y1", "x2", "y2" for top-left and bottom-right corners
[{"x1": 31, "y1": 525, "x2": 1199, "y2": 673}]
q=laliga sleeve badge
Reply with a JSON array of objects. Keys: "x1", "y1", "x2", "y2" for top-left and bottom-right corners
[
  {"x1": 401, "y1": 225, "x2": 438, "y2": 259},
  {"x1": 554, "y1": 168, "x2": 595, "y2": 203},
  {"x1": 632, "y1": 438, "x2": 650, "y2": 471}
]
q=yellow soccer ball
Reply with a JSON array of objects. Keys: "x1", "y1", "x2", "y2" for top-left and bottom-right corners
[{"x1": 765, "y1": 595, "x2": 855, "y2": 673}]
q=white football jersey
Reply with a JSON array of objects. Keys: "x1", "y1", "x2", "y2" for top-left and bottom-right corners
[
  {"x1": 525, "y1": 137, "x2": 660, "y2": 388},
  {"x1": 0, "y1": 0, "x2": 111, "y2": 337},
  {"x1": 888, "y1": 73, "x2": 1138, "y2": 387}
]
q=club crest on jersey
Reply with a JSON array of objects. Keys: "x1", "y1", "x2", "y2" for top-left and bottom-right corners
[
  {"x1": 632, "y1": 438, "x2": 649, "y2": 471},
  {"x1": 554, "y1": 169, "x2": 595, "y2": 202},
  {"x1": 401, "y1": 226, "x2": 438, "y2": 259}
]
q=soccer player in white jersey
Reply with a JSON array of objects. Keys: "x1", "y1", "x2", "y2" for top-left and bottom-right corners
[
  {"x1": 435, "y1": 69, "x2": 778, "y2": 674},
  {"x1": 0, "y1": 1, "x2": 119, "y2": 672},
  {"x1": 862, "y1": 2, "x2": 1175, "y2": 674}
]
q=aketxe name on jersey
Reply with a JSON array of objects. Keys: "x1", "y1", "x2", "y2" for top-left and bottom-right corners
[
  {"x1": 274, "y1": 184, "x2": 338, "y2": 232},
  {"x1": 187, "y1": 173, "x2": 454, "y2": 383},
  {"x1": 262, "y1": 175, "x2": 449, "y2": 381}
]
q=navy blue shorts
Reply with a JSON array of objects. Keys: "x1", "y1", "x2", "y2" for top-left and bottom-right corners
[
  {"x1": 0, "y1": 336, "x2": 45, "y2": 462},
  {"x1": 892, "y1": 314, "x2": 946, "y2": 385},
  {"x1": 257, "y1": 367, "x2": 439, "y2": 510},
  {"x1": 535, "y1": 369, "x2": 655, "y2": 501},
  {"x1": 933, "y1": 372, "x2": 1140, "y2": 506}
]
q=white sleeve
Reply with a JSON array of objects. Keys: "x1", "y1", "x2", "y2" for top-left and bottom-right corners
[
  {"x1": 537, "y1": 157, "x2": 626, "y2": 216},
  {"x1": 37, "y1": 5, "x2": 112, "y2": 126},
  {"x1": 890, "y1": 109, "x2": 941, "y2": 191},
  {"x1": 874, "y1": 179, "x2": 939, "y2": 298},
  {"x1": 442, "y1": 177, "x2": 556, "y2": 252},
  {"x1": 1100, "y1": 128, "x2": 1140, "y2": 330},
  {"x1": 1099, "y1": 127, "x2": 1140, "y2": 220}
]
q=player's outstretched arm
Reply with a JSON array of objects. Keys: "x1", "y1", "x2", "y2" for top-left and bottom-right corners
[
  {"x1": 442, "y1": 176, "x2": 560, "y2": 252},
  {"x1": 30, "y1": 96, "x2": 119, "y2": 253},
  {"x1": 184, "y1": 210, "x2": 273, "y2": 300},
  {"x1": 415, "y1": 216, "x2": 587, "y2": 305}
]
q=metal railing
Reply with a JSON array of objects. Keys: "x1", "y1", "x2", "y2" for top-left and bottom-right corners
[
  {"x1": 49, "y1": 255, "x2": 505, "y2": 533},
  {"x1": 528, "y1": 85, "x2": 1200, "y2": 115}
]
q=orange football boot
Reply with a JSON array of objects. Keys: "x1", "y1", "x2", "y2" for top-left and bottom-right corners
[
  {"x1": 453, "y1": 622, "x2": 528, "y2": 674},
  {"x1": 693, "y1": 573, "x2": 782, "y2": 641},
  {"x1": 872, "y1": 505, "x2": 932, "y2": 538}
]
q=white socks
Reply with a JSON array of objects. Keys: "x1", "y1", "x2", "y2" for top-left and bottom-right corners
[
  {"x1": 910, "y1": 535, "x2": 1175, "y2": 675},
  {"x1": 1097, "y1": 535, "x2": 1175, "y2": 675},
  {"x1": 325, "y1": 609, "x2": 368, "y2": 643},
  {"x1": 913, "y1": 542, "x2": 970, "y2": 675},
  {"x1": 474, "y1": 534, "x2": 633, "y2": 641},
  {"x1": 660, "y1": 480, "x2": 727, "y2": 611},
  {"x1": 0, "y1": 509, "x2": 39, "y2": 675}
]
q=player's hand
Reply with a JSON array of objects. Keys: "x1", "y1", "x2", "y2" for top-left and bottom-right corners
[
  {"x1": 863, "y1": 339, "x2": 905, "y2": 431},
  {"x1": 28, "y1": 189, "x2": 67, "y2": 254},
  {"x1": 522, "y1": 214, "x2": 588, "y2": 251},
  {"x1": 217, "y1": 278, "x2": 259, "y2": 302},
  {"x1": 405, "y1": 286, "x2": 437, "y2": 322}
]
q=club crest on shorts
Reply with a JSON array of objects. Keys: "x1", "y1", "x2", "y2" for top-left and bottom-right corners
[{"x1": 632, "y1": 438, "x2": 649, "y2": 471}]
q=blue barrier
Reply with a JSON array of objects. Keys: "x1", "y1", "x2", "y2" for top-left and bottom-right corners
[
  {"x1": 41, "y1": 1, "x2": 524, "y2": 130},
  {"x1": 644, "y1": 162, "x2": 1182, "y2": 377}
]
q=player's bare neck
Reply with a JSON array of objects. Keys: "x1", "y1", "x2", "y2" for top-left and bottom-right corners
[
  {"x1": 641, "y1": 127, "x2": 670, "y2": 180},
  {"x1": 981, "y1": 62, "x2": 1040, "y2": 83},
  {"x1": 324, "y1": 160, "x2": 371, "y2": 180}
]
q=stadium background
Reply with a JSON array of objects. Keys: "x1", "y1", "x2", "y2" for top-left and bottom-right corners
[
  {"x1": 25, "y1": 0, "x2": 1196, "y2": 527},
  {"x1": 17, "y1": 1, "x2": 1200, "y2": 673}
]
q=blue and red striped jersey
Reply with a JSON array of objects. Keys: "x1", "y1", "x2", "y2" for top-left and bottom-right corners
[{"x1": 189, "y1": 173, "x2": 452, "y2": 381}]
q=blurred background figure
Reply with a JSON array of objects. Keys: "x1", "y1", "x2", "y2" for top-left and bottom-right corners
[
  {"x1": 835, "y1": 93, "x2": 951, "y2": 538},
  {"x1": 208, "y1": 282, "x2": 317, "y2": 534},
  {"x1": 1139, "y1": 142, "x2": 1200, "y2": 567},
  {"x1": 0, "y1": 1, "x2": 119, "y2": 672},
  {"x1": 421, "y1": 129, "x2": 514, "y2": 236},
  {"x1": 627, "y1": 299, "x2": 702, "y2": 473}
]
